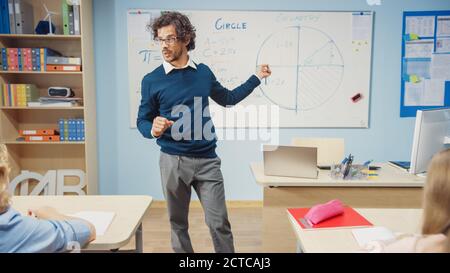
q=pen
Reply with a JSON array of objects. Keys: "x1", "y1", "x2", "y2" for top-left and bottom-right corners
[{"x1": 343, "y1": 154, "x2": 353, "y2": 179}]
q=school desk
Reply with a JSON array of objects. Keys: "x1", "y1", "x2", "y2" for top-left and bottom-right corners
[
  {"x1": 11, "y1": 195, "x2": 152, "y2": 253},
  {"x1": 288, "y1": 208, "x2": 422, "y2": 253},
  {"x1": 250, "y1": 162, "x2": 425, "y2": 252}
]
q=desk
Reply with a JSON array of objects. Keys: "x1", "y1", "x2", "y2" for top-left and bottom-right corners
[
  {"x1": 288, "y1": 208, "x2": 422, "y2": 253},
  {"x1": 250, "y1": 162, "x2": 425, "y2": 252},
  {"x1": 11, "y1": 195, "x2": 153, "y2": 253}
]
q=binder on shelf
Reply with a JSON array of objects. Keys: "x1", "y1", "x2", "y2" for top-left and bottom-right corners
[
  {"x1": 58, "y1": 118, "x2": 84, "y2": 142},
  {"x1": 17, "y1": 48, "x2": 22, "y2": 70},
  {"x1": 19, "y1": 129, "x2": 58, "y2": 136},
  {"x1": 21, "y1": 48, "x2": 32, "y2": 71},
  {"x1": 47, "y1": 56, "x2": 82, "y2": 66},
  {"x1": 13, "y1": 0, "x2": 34, "y2": 34},
  {"x1": 68, "y1": 4, "x2": 74, "y2": 35},
  {"x1": 23, "y1": 135, "x2": 60, "y2": 142},
  {"x1": 8, "y1": 0, "x2": 15, "y2": 34},
  {"x1": 7, "y1": 48, "x2": 18, "y2": 71},
  {"x1": 73, "y1": 3, "x2": 80, "y2": 35},
  {"x1": 59, "y1": 119, "x2": 66, "y2": 141},
  {"x1": 46, "y1": 64, "x2": 81, "y2": 72},
  {"x1": 62, "y1": 0, "x2": 70, "y2": 35},
  {"x1": 0, "y1": 0, "x2": 11, "y2": 34},
  {"x1": 287, "y1": 207, "x2": 373, "y2": 230},
  {"x1": 1, "y1": 48, "x2": 7, "y2": 70},
  {"x1": 31, "y1": 48, "x2": 40, "y2": 71}
]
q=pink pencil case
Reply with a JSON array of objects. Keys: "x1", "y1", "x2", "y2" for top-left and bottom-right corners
[{"x1": 304, "y1": 199, "x2": 344, "y2": 225}]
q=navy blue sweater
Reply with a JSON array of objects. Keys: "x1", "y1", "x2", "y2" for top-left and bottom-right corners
[{"x1": 137, "y1": 63, "x2": 261, "y2": 158}]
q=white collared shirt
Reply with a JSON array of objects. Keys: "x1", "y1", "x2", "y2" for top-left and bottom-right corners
[
  {"x1": 162, "y1": 57, "x2": 197, "y2": 74},
  {"x1": 162, "y1": 56, "x2": 262, "y2": 80}
]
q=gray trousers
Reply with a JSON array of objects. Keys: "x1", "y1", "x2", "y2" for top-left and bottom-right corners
[{"x1": 159, "y1": 151, "x2": 235, "y2": 253}]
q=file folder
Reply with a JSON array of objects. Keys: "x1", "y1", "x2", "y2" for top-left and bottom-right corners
[
  {"x1": 19, "y1": 129, "x2": 59, "y2": 136},
  {"x1": 73, "y1": 4, "x2": 80, "y2": 35},
  {"x1": 14, "y1": 0, "x2": 34, "y2": 34},
  {"x1": 46, "y1": 64, "x2": 81, "y2": 71},
  {"x1": 8, "y1": 0, "x2": 15, "y2": 34},
  {"x1": 23, "y1": 135, "x2": 60, "y2": 142},
  {"x1": 288, "y1": 207, "x2": 373, "y2": 230}
]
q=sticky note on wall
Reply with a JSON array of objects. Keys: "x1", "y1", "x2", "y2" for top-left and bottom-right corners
[
  {"x1": 405, "y1": 33, "x2": 420, "y2": 41},
  {"x1": 409, "y1": 74, "x2": 421, "y2": 83}
]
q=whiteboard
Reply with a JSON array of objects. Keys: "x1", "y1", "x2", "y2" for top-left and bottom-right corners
[{"x1": 127, "y1": 10, "x2": 373, "y2": 128}]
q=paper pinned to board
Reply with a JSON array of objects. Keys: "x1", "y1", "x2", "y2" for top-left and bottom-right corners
[
  {"x1": 431, "y1": 53, "x2": 450, "y2": 80},
  {"x1": 406, "y1": 16, "x2": 435, "y2": 37},
  {"x1": 437, "y1": 16, "x2": 450, "y2": 36},
  {"x1": 405, "y1": 40, "x2": 434, "y2": 58},
  {"x1": 352, "y1": 12, "x2": 372, "y2": 41},
  {"x1": 436, "y1": 37, "x2": 450, "y2": 53},
  {"x1": 404, "y1": 58, "x2": 431, "y2": 79},
  {"x1": 69, "y1": 211, "x2": 116, "y2": 236},
  {"x1": 351, "y1": 226, "x2": 396, "y2": 248},
  {"x1": 404, "y1": 79, "x2": 445, "y2": 106}
]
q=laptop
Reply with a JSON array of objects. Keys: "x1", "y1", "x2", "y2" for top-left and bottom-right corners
[{"x1": 263, "y1": 145, "x2": 318, "y2": 178}]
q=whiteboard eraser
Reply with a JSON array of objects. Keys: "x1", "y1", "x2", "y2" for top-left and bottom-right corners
[{"x1": 351, "y1": 93, "x2": 363, "y2": 103}]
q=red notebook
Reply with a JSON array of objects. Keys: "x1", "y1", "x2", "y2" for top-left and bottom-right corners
[{"x1": 287, "y1": 207, "x2": 373, "y2": 230}]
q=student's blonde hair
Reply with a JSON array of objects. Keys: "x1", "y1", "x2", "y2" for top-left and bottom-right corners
[
  {"x1": 422, "y1": 148, "x2": 450, "y2": 252},
  {"x1": 0, "y1": 144, "x2": 11, "y2": 213}
]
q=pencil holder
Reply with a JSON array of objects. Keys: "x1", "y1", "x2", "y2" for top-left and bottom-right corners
[{"x1": 330, "y1": 164, "x2": 369, "y2": 180}]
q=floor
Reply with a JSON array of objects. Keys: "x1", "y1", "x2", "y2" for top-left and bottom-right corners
[{"x1": 126, "y1": 206, "x2": 263, "y2": 253}]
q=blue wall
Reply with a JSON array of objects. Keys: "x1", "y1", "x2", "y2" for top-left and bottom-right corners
[{"x1": 93, "y1": 0, "x2": 450, "y2": 199}]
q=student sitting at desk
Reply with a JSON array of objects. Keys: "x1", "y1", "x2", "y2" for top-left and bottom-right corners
[
  {"x1": 365, "y1": 149, "x2": 450, "y2": 253},
  {"x1": 0, "y1": 144, "x2": 96, "y2": 253}
]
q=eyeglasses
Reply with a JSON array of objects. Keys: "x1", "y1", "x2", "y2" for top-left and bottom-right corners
[{"x1": 154, "y1": 36, "x2": 178, "y2": 45}]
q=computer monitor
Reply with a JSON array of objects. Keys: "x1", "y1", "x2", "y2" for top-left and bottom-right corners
[{"x1": 410, "y1": 108, "x2": 450, "y2": 174}]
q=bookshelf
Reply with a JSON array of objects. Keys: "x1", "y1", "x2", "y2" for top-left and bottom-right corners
[{"x1": 0, "y1": 0, "x2": 98, "y2": 194}]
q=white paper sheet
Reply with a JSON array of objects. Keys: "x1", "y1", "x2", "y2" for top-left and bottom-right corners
[
  {"x1": 405, "y1": 59, "x2": 431, "y2": 79},
  {"x1": 422, "y1": 79, "x2": 445, "y2": 106},
  {"x1": 436, "y1": 37, "x2": 450, "y2": 53},
  {"x1": 431, "y1": 53, "x2": 450, "y2": 80},
  {"x1": 352, "y1": 12, "x2": 372, "y2": 41},
  {"x1": 437, "y1": 16, "x2": 450, "y2": 36},
  {"x1": 405, "y1": 81, "x2": 424, "y2": 106},
  {"x1": 405, "y1": 79, "x2": 445, "y2": 106},
  {"x1": 406, "y1": 16, "x2": 435, "y2": 37},
  {"x1": 69, "y1": 211, "x2": 116, "y2": 236},
  {"x1": 352, "y1": 226, "x2": 396, "y2": 248},
  {"x1": 405, "y1": 40, "x2": 434, "y2": 58}
]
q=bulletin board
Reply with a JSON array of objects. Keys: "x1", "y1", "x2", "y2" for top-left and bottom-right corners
[{"x1": 400, "y1": 10, "x2": 450, "y2": 117}]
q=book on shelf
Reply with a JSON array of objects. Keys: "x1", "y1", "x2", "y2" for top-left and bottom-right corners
[
  {"x1": 27, "y1": 101, "x2": 80, "y2": 107},
  {"x1": 0, "y1": 48, "x2": 62, "y2": 71},
  {"x1": 59, "y1": 118, "x2": 85, "y2": 142},
  {"x1": 27, "y1": 96, "x2": 82, "y2": 107},
  {"x1": 1, "y1": 84, "x2": 39, "y2": 106}
]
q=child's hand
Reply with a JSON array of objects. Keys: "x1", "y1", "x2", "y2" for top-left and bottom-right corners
[{"x1": 28, "y1": 206, "x2": 62, "y2": 220}]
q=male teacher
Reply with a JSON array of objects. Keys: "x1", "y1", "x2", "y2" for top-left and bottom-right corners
[{"x1": 137, "y1": 11, "x2": 271, "y2": 253}]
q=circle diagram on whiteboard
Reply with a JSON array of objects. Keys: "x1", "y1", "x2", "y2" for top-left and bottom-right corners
[{"x1": 257, "y1": 26, "x2": 345, "y2": 112}]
